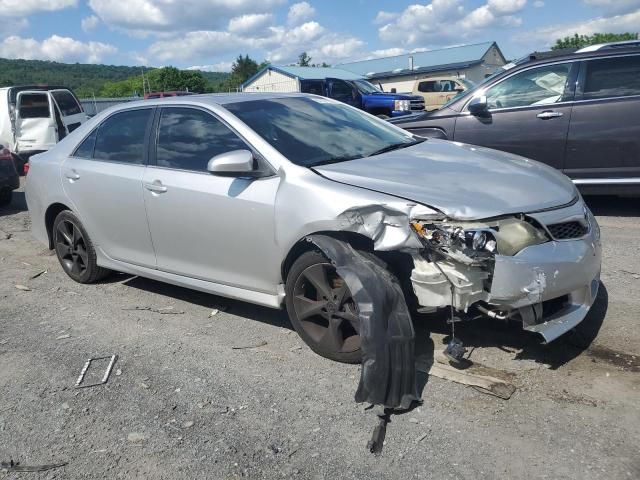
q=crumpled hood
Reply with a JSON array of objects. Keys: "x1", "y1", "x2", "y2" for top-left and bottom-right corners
[{"x1": 313, "y1": 139, "x2": 577, "y2": 220}]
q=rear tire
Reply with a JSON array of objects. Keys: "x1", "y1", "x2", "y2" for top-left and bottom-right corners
[
  {"x1": 285, "y1": 250, "x2": 362, "y2": 364},
  {"x1": 53, "y1": 210, "x2": 110, "y2": 284},
  {"x1": 0, "y1": 189, "x2": 11, "y2": 206}
]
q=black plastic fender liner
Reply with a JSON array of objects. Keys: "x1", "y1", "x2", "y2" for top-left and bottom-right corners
[{"x1": 306, "y1": 235, "x2": 419, "y2": 409}]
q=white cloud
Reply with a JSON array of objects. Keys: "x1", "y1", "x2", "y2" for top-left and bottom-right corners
[
  {"x1": 0, "y1": 35, "x2": 116, "y2": 63},
  {"x1": 89, "y1": 0, "x2": 285, "y2": 34},
  {"x1": 516, "y1": 9, "x2": 640, "y2": 48},
  {"x1": 228, "y1": 13, "x2": 273, "y2": 36},
  {"x1": 378, "y1": 0, "x2": 524, "y2": 45},
  {"x1": 374, "y1": 11, "x2": 399, "y2": 25},
  {"x1": 81, "y1": 15, "x2": 100, "y2": 32},
  {"x1": 533, "y1": 1, "x2": 544, "y2": 7},
  {"x1": 0, "y1": 0, "x2": 76, "y2": 17},
  {"x1": 288, "y1": 1, "x2": 315, "y2": 25},
  {"x1": 487, "y1": 0, "x2": 527, "y2": 14},
  {"x1": 370, "y1": 47, "x2": 407, "y2": 58},
  {"x1": 186, "y1": 62, "x2": 233, "y2": 72},
  {"x1": 583, "y1": 0, "x2": 640, "y2": 14},
  {"x1": 147, "y1": 18, "x2": 365, "y2": 66}
]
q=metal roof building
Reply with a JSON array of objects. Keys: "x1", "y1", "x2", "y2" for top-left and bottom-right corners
[
  {"x1": 242, "y1": 66, "x2": 363, "y2": 92},
  {"x1": 336, "y1": 41, "x2": 507, "y2": 92}
]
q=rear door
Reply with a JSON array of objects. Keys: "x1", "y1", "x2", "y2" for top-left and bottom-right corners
[
  {"x1": 61, "y1": 107, "x2": 157, "y2": 268},
  {"x1": 453, "y1": 61, "x2": 578, "y2": 170},
  {"x1": 15, "y1": 91, "x2": 57, "y2": 152},
  {"x1": 564, "y1": 54, "x2": 640, "y2": 182},
  {"x1": 50, "y1": 89, "x2": 87, "y2": 137}
]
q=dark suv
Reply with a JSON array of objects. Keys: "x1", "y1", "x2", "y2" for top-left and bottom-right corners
[
  {"x1": 391, "y1": 47, "x2": 640, "y2": 194},
  {"x1": 0, "y1": 146, "x2": 19, "y2": 206}
]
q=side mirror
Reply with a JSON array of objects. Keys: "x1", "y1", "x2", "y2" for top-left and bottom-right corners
[
  {"x1": 207, "y1": 150, "x2": 256, "y2": 176},
  {"x1": 467, "y1": 95, "x2": 488, "y2": 115}
]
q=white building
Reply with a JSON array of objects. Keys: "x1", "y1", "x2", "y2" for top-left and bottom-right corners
[
  {"x1": 336, "y1": 42, "x2": 507, "y2": 92},
  {"x1": 242, "y1": 66, "x2": 363, "y2": 93}
]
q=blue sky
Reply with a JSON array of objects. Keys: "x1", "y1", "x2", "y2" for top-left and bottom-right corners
[{"x1": 0, "y1": 0, "x2": 638, "y2": 70}]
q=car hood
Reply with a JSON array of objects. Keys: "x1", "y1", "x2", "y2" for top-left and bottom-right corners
[
  {"x1": 313, "y1": 139, "x2": 577, "y2": 220},
  {"x1": 364, "y1": 92, "x2": 422, "y2": 101}
]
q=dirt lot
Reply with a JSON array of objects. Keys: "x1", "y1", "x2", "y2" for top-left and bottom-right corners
[{"x1": 1, "y1": 181, "x2": 639, "y2": 479}]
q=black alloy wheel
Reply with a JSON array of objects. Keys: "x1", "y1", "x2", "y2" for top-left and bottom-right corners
[
  {"x1": 53, "y1": 210, "x2": 109, "y2": 284},
  {"x1": 55, "y1": 219, "x2": 89, "y2": 277},
  {"x1": 286, "y1": 251, "x2": 362, "y2": 363}
]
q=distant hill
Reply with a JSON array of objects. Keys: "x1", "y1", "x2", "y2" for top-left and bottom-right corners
[{"x1": 0, "y1": 58, "x2": 230, "y2": 97}]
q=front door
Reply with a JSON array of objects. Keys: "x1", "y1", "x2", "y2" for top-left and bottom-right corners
[
  {"x1": 142, "y1": 106, "x2": 280, "y2": 293},
  {"x1": 61, "y1": 107, "x2": 157, "y2": 268},
  {"x1": 327, "y1": 79, "x2": 359, "y2": 107},
  {"x1": 453, "y1": 62, "x2": 578, "y2": 170},
  {"x1": 15, "y1": 91, "x2": 57, "y2": 153},
  {"x1": 564, "y1": 54, "x2": 640, "y2": 181}
]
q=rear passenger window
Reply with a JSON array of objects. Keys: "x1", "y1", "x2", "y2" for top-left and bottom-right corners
[
  {"x1": 156, "y1": 108, "x2": 246, "y2": 171},
  {"x1": 73, "y1": 129, "x2": 97, "y2": 158},
  {"x1": 418, "y1": 81, "x2": 437, "y2": 92},
  {"x1": 583, "y1": 55, "x2": 640, "y2": 100},
  {"x1": 93, "y1": 109, "x2": 152, "y2": 164}
]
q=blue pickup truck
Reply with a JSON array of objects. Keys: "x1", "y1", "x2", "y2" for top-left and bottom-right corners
[{"x1": 299, "y1": 77, "x2": 425, "y2": 117}]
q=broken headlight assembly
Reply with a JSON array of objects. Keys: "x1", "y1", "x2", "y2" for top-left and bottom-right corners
[{"x1": 411, "y1": 215, "x2": 549, "y2": 259}]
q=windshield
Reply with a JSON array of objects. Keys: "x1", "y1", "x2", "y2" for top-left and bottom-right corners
[
  {"x1": 353, "y1": 80, "x2": 383, "y2": 94},
  {"x1": 225, "y1": 97, "x2": 422, "y2": 167}
]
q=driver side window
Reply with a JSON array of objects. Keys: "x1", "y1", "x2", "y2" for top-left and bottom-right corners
[
  {"x1": 329, "y1": 81, "x2": 353, "y2": 98},
  {"x1": 156, "y1": 107, "x2": 247, "y2": 172},
  {"x1": 485, "y1": 63, "x2": 572, "y2": 110}
]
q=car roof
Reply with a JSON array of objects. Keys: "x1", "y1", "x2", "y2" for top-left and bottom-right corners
[
  {"x1": 509, "y1": 45, "x2": 640, "y2": 69},
  {"x1": 110, "y1": 92, "x2": 313, "y2": 111}
]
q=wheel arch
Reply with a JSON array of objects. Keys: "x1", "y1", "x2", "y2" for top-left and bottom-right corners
[
  {"x1": 45, "y1": 202, "x2": 72, "y2": 249},
  {"x1": 281, "y1": 231, "x2": 374, "y2": 283}
]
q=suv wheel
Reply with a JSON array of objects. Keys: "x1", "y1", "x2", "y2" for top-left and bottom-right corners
[
  {"x1": 0, "y1": 189, "x2": 11, "y2": 206},
  {"x1": 285, "y1": 250, "x2": 362, "y2": 364},
  {"x1": 53, "y1": 210, "x2": 110, "y2": 283}
]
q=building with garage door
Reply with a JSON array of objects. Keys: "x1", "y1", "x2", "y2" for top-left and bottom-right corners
[{"x1": 335, "y1": 41, "x2": 507, "y2": 93}]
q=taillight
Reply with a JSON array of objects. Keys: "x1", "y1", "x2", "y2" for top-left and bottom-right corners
[
  {"x1": 0, "y1": 148, "x2": 11, "y2": 161},
  {"x1": 24, "y1": 162, "x2": 30, "y2": 175}
]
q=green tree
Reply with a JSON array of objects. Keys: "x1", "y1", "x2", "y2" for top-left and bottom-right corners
[
  {"x1": 298, "y1": 51, "x2": 312, "y2": 66},
  {"x1": 552, "y1": 32, "x2": 638, "y2": 50},
  {"x1": 230, "y1": 54, "x2": 259, "y2": 83}
]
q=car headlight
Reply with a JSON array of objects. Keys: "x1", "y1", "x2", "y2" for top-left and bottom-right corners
[
  {"x1": 412, "y1": 216, "x2": 548, "y2": 258},
  {"x1": 584, "y1": 205, "x2": 600, "y2": 242},
  {"x1": 394, "y1": 100, "x2": 410, "y2": 111}
]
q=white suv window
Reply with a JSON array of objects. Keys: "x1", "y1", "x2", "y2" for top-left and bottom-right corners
[{"x1": 485, "y1": 63, "x2": 572, "y2": 109}]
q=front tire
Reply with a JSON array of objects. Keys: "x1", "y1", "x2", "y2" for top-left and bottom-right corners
[
  {"x1": 285, "y1": 250, "x2": 362, "y2": 364},
  {"x1": 53, "y1": 210, "x2": 110, "y2": 283}
]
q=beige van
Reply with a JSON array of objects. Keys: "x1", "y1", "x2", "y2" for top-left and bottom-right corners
[{"x1": 412, "y1": 77, "x2": 474, "y2": 111}]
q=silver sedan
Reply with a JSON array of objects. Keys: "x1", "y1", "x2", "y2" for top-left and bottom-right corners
[{"x1": 26, "y1": 93, "x2": 601, "y2": 363}]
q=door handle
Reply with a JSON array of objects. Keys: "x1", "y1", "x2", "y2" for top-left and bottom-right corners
[
  {"x1": 65, "y1": 170, "x2": 80, "y2": 180},
  {"x1": 537, "y1": 111, "x2": 563, "y2": 120},
  {"x1": 144, "y1": 181, "x2": 167, "y2": 193}
]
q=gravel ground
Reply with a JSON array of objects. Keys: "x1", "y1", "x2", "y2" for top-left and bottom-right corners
[{"x1": 1, "y1": 181, "x2": 639, "y2": 479}]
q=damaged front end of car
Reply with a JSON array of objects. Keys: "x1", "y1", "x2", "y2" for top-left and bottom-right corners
[
  {"x1": 408, "y1": 200, "x2": 602, "y2": 344},
  {"x1": 334, "y1": 197, "x2": 602, "y2": 346}
]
